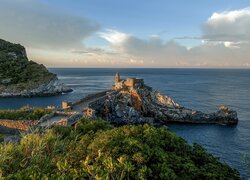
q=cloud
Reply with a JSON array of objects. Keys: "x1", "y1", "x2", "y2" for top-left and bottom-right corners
[
  {"x1": 0, "y1": 0, "x2": 100, "y2": 49},
  {"x1": 174, "y1": 36, "x2": 202, "y2": 40},
  {"x1": 122, "y1": 37, "x2": 188, "y2": 58},
  {"x1": 129, "y1": 58, "x2": 144, "y2": 65},
  {"x1": 223, "y1": 41, "x2": 241, "y2": 49},
  {"x1": 1, "y1": 2, "x2": 249, "y2": 68},
  {"x1": 71, "y1": 47, "x2": 121, "y2": 57},
  {"x1": 243, "y1": 62, "x2": 250, "y2": 67},
  {"x1": 98, "y1": 30, "x2": 190, "y2": 66},
  {"x1": 99, "y1": 28, "x2": 250, "y2": 67},
  {"x1": 96, "y1": 8, "x2": 250, "y2": 67},
  {"x1": 203, "y1": 8, "x2": 250, "y2": 43},
  {"x1": 98, "y1": 29, "x2": 129, "y2": 46}
]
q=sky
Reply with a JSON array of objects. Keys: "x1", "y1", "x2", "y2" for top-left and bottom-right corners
[{"x1": 0, "y1": 0, "x2": 250, "y2": 68}]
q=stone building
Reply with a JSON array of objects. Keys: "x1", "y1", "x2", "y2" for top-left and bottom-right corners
[
  {"x1": 62, "y1": 101, "x2": 72, "y2": 110},
  {"x1": 124, "y1": 78, "x2": 144, "y2": 88},
  {"x1": 113, "y1": 72, "x2": 144, "y2": 90}
]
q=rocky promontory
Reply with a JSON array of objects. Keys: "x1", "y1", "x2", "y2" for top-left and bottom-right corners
[
  {"x1": 84, "y1": 73, "x2": 238, "y2": 125},
  {"x1": 0, "y1": 39, "x2": 72, "y2": 97}
]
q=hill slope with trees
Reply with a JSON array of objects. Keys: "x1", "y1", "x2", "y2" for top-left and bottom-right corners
[
  {"x1": 0, "y1": 118, "x2": 241, "y2": 179},
  {"x1": 0, "y1": 39, "x2": 71, "y2": 97}
]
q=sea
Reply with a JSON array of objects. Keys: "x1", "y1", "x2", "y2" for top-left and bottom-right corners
[{"x1": 0, "y1": 68, "x2": 249, "y2": 178}]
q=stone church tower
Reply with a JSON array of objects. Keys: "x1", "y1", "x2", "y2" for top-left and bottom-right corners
[{"x1": 115, "y1": 72, "x2": 120, "y2": 83}]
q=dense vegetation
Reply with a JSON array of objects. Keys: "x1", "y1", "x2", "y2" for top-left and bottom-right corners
[
  {"x1": 0, "y1": 106, "x2": 53, "y2": 120},
  {"x1": 0, "y1": 118, "x2": 240, "y2": 179},
  {"x1": 0, "y1": 39, "x2": 55, "y2": 90},
  {"x1": 243, "y1": 154, "x2": 250, "y2": 175},
  {"x1": 0, "y1": 135, "x2": 4, "y2": 143}
]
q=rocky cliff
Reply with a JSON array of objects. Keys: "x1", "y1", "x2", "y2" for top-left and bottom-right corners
[
  {"x1": 0, "y1": 39, "x2": 72, "y2": 97},
  {"x1": 85, "y1": 76, "x2": 238, "y2": 125}
]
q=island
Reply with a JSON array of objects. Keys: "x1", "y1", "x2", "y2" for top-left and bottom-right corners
[
  {"x1": 61, "y1": 72, "x2": 239, "y2": 126},
  {"x1": 0, "y1": 39, "x2": 72, "y2": 97}
]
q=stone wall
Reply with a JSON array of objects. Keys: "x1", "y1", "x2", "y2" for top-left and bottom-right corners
[
  {"x1": 0, "y1": 126, "x2": 20, "y2": 134},
  {"x1": 52, "y1": 119, "x2": 68, "y2": 126},
  {"x1": 125, "y1": 78, "x2": 144, "y2": 88},
  {"x1": 0, "y1": 119, "x2": 38, "y2": 132},
  {"x1": 39, "y1": 112, "x2": 56, "y2": 123},
  {"x1": 71, "y1": 90, "x2": 108, "y2": 107},
  {"x1": 89, "y1": 95, "x2": 108, "y2": 110}
]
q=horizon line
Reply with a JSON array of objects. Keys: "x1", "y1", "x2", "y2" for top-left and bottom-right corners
[{"x1": 47, "y1": 67, "x2": 250, "y2": 69}]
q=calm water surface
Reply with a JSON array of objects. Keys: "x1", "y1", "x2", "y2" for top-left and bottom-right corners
[{"x1": 0, "y1": 68, "x2": 249, "y2": 177}]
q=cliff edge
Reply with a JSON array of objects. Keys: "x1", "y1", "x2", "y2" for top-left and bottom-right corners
[{"x1": 0, "y1": 39, "x2": 72, "y2": 97}]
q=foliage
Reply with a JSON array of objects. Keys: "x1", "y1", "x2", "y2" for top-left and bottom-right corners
[
  {"x1": 0, "y1": 118, "x2": 241, "y2": 179},
  {"x1": 0, "y1": 106, "x2": 53, "y2": 120},
  {"x1": 0, "y1": 39, "x2": 55, "y2": 89},
  {"x1": 0, "y1": 135, "x2": 4, "y2": 143},
  {"x1": 243, "y1": 154, "x2": 250, "y2": 175}
]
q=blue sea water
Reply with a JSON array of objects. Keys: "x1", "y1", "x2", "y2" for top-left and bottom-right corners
[{"x1": 0, "y1": 68, "x2": 249, "y2": 177}]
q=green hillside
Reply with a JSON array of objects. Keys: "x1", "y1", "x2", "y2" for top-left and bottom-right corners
[
  {"x1": 0, "y1": 39, "x2": 55, "y2": 91},
  {"x1": 0, "y1": 118, "x2": 240, "y2": 179}
]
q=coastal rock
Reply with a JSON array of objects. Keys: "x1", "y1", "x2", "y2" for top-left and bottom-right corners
[
  {"x1": 0, "y1": 39, "x2": 72, "y2": 97},
  {"x1": 84, "y1": 73, "x2": 238, "y2": 125},
  {"x1": 0, "y1": 77, "x2": 72, "y2": 97}
]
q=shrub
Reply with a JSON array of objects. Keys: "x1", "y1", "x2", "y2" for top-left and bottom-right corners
[
  {"x1": 0, "y1": 119, "x2": 241, "y2": 179},
  {"x1": 0, "y1": 106, "x2": 53, "y2": 120},
  {"x1": 0, "y1": 135, "x2": 4, "y2": 143}
]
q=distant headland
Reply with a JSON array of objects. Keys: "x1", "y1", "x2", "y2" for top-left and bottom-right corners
[{"x1": 0, "y1": 39, "x2": 72, "y2": 97}]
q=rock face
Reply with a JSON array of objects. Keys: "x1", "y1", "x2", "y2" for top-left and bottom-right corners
[
  {"x1": 84, "y1": 73, "x2": 238, "y2": 125},
  {"x1": 0, "y1": 39, "x2": 72, "y2": 97},
  {"x1": 0, "y1": 76, "x2": 72, "y2": 97}
]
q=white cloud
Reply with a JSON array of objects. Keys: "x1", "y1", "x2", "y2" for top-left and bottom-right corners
[
  {"x1": 100, "y1": 30, "x2": 190, "y2": 66},
  {"x1": 1, "y1": 2, "x2": 250, "y2": 68},
  {"x1": 203, "y1": 8, "x2": 250, "y2": 43},
  {"x1": 98, "y1": 26, "x2": 250, "y2": 67},
  {"x1": 223, "y1": 41, "x2": 240, "y2": 48},
  {"x1": 209, "y1": 8, "x2": 250, "y2": 22},
  {"x1": 0, "y1": 0, "x2": 100, "y2": 49},
  {"x1": 95, "y1": 8, "x2": 250, "y2": 67},
  {"x1": 98, "y1": 29, "x2": 129, "y2": 45},
  {"x1": 129, "y1": 58, "x2": 144, "y2": 65},
  {"x1": 56, "y1": 6, "x2": 250, "y2": 68},
  {"x1": 243, "y1": 62, "x2": 250, "y2": 67}
]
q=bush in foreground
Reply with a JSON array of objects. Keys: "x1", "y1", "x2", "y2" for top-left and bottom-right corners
[
  {"x1": 0, "y1": 106, "x2": 53, "y2": 120},
  {"x1": 0, "y1": 119, "x2": 240, "y2": 179}
]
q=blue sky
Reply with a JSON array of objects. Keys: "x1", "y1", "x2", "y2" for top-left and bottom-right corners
[
  {"x1": 40, "y1": 0, "x2": 247, "y2": 46},
  {"x1": 41, "y1": 1, "x2": 249, "y2": 35},
  {"x1": 1, "y1": 0, "x2": 250, "y2": 67}
]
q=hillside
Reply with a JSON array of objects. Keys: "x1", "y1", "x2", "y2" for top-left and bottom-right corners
[
  {"x1": 0, "y1": 39, "x2": 72, "y2": 97},
  {"x1": 0, "y1": 118, "x2": 241, "y2": 179}
]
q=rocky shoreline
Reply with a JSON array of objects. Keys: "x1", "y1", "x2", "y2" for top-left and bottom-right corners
[
  {"x1": 0, "y1": 77, "x2": 72, "y2": 97},
  {"x1": 84, "y1": 73, "x2": 238, "y2": 126}
]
